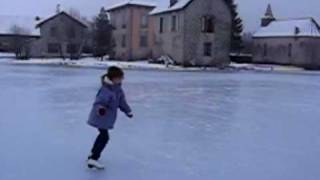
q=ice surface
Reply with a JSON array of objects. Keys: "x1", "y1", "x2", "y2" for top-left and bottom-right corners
[{"x1": 0, "y1": 62, "x2": 320, "y2": 180}]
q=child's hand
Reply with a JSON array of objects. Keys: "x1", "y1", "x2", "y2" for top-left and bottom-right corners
[
  {"x1": 98, "y1": 106, "x2": 107, "y2": 116},
  {"x1": 127, "y1": 112, "x2": 133, "y2": 118}
]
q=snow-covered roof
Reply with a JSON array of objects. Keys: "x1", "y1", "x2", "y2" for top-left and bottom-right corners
[
  {"x1": 253, "y1": 17, "x2": 320, "y2": 38},
  {"x1": 36, "y1": 11, "x2": 88, "y2": 28},
  {"x1": 150, "y1": 0, "x2": 192, "y2": 15},
  {"x1": 0, "y1": 15, "x2": 40, "y2": 36},
  {"x1": 106, "y1": 0, "x2": 156, "y2": 12}
]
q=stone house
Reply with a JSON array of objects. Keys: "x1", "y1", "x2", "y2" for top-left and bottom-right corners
[
  {"x1": 107, "y1": 1, "x2": 156, "y2": 61},
  {"x1": 253, "y1": 4, "x2": 320, "y2": 69},
  {"x1": 150, "y1": 0, "x2": 232, "y2": 67},
  {"x1": 32, "y1": 11, "x2": 88, "y2": 59}
]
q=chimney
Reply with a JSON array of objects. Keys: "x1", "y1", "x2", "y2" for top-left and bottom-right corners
[
  {"x1": 35, "y1": 16, "x2": 41, "y2": 21},
  {"x1": 56, "y1": 4, "x2": 61, "y2": 14},
  {"x1": 170, "y1": 0, "x2": 178, "y2": 7},
  {"x1": 261, "y1": 4, "x2": 275, "y2": 27}
]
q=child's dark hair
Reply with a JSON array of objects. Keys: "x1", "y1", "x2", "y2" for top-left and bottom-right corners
[{"x1": 106, "y1": 66, "x2": 124, "y2": 80}]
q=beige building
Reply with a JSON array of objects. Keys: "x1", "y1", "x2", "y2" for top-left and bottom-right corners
[
  {"x1": 107, "y1": 1, "x2": 156, "y2": 61},
  {"x1": 253, "y1": 4, "x2": 320, "y2": 69},
  {"x1": 150, "y1": 0, "x2": 233, "y2": 67}
]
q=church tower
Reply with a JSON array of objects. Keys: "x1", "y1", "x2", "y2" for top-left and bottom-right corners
[{"x1": 261, "y1": 4, "x2": 276, "y2": 27}]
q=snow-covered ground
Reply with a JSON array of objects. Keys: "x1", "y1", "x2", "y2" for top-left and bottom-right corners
[
  {"x1": 0, "y1": 52, "x2": 15, "y2": 58},
  {"x1": 8, "y1": 57, "x2": 177, "y2": 70},
  {"x1": 1, "y1": 61, "x2": 320, "y2": 180},
  {"x1": 0, "y1": 53, "x2": 309, "y2": 73}
]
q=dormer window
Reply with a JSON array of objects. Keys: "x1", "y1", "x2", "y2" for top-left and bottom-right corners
[
  {"x1": 263, "y1": 43, "x2": 268, "y2": 57},
  {"x1": 67, "y1": 27, "x2": 76, "y2": 39},
  {"x1": 141, "y1": 14, "x2": 148, "y2": 28},
  {"x1": 159, "y1": 17, "x2": 164, "y2": 33},
  {"x1": 201, "y1": 15, "x2": 215, "y2": 33},
  {"x1": 50, "y1": 27, "x2": 58, "y2": 37},
  {"x1": 171, "y1": 15, "x2": 177, "y2": 32},
  {"x1": 122, "y1": 14, "x2": 127, "y2": 29}
]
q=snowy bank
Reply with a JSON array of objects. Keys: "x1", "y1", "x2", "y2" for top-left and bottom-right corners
[
  {"x1": 0, "y1": 55, "x2": 311, "y2": 73},
  {"x1": 0, "y1": 52, "x2": 16, "y2": 58},
  {"x1": 6, "y1": 58, "x2": 220, "y2": 71}
]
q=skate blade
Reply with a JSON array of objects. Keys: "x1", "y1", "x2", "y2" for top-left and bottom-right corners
[{"x1": 88, "y1": 164, "x2": 105, "y2": 170}]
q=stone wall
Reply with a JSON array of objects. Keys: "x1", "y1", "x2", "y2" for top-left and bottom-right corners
[
  {"x1": 31, "y1": 14, "x2": 86, "y2": 58},
  {"x1": 253, "y1": 37, "x2": 320, "y2": 68},
  {"x1": 151, "y1": 11, "x2": 185, "y2": 64},
  {"x1": 152, "y1": 0, "x2": 232, "y2": 66},
  {"x1": 183, "y1": 0, "x2": 232, "y2": 66}
]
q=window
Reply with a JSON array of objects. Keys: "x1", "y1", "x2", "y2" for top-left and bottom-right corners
[
  {"x1": 201, "y1": 16, "x2": 215, "y2": 33},
  {"x1": 67, "y1": 27, "x2": 76, "y2": 39},
  {"x1": 140, "y1": 33, "x2": 148, "y2": 47},
  {"x1": 121, "y1": 35, "x2": 126, "y2": 48},
  {"x1": 203, "y1": 42, "x2": 212, "y2": 56},
  {"x1": 171, "y1": 15, "x2": 177, "y2": 32},
  {"x1": 141, "y1": 14, "x2": 148, "y2": 28},
  {"x1": 50, "y1": 27, "x2": 58, "y2": 37},
  {"x1": 263, "y1": 43, "x2": 268, "y2": 57},
  {"x1": 159, "y1": 17, "x2": 164, "y2": 33},
  {"x1": 67, "y1": 44, "x2": 79, "y2": 54},
  {"x1": 288, "y1": 43, "x2": 292, "y2": 57},
  {"x1": 48, "y1": 43, "x2": 60, "y2": 53},
  {"x1": 122, "y1": 14, "x2": 127, "y2": 29}
]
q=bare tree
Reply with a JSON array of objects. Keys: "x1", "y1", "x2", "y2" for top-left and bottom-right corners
[
  {"x1": 9, "y1": 25, "x2": 32, "y2": 59},
  {"x1": 68, "y1": 7, "x2": 81, "y2": 19}
]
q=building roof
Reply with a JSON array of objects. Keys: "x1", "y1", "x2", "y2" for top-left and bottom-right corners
[
  {"x1": 150, "y1": 0, "x2": 192, "y2": 15},
  {"x1": 0, "y1": 15, "x2": 40, "y2": 37},
  {"x1": 36, "y1": 11, "x2": 88, "y2": 28},
  {"x1": 106, "y1": 0, "x2": 156, "y2": 12},
  {"x1": 253, "y1": 17, "x2": 320, "y2": 38}
]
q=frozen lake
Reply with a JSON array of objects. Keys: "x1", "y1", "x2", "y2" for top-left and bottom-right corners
[{"x1": 0, "y1": 63, "x2": 320, "y2": 180}]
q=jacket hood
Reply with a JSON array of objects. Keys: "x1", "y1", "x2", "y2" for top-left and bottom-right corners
[{"x1": 101, "y1": 75, "x2": 122, "y2": 90}]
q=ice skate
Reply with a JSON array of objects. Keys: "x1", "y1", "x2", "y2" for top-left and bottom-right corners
[{"x1": 87, "y1": 159, "x2": 105, "y2": 170}]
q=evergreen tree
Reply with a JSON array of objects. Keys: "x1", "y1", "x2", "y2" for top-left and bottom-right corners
[
  {"x1": 225, "y1": 0, "x2": 244, "y2": 53},
  {"x1": 93, "y1": 7, "x2": 115, "y2": 60}
]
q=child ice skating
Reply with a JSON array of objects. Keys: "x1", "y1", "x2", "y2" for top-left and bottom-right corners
[{"x1": 87, "y1": 66, "x2": 133, "y2": 169}]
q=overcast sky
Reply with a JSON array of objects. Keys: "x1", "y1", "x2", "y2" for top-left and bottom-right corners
[{"x1": 1, "y1": 0, "x2": 320, "y2": 32}]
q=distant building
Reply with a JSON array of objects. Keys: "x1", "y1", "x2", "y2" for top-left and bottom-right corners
[
  {"x1": 107, "y1": 1, "x2": 156, "y2": 61},
  {"x1": 253, "y1": 4, "x2": 320, "y2": 69},
  {"x1": 150, "y1": 0, "x2": 233, "y2": 67},
  {"x1": 0, "y1": 15, "x2": 40, "y2": 57},
  {"x1": 0, "y1": 11, "x2": 88, "y2": 59},
  {"x1": 32, "y1": 11, "x2": 88, "y2": 59}
]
